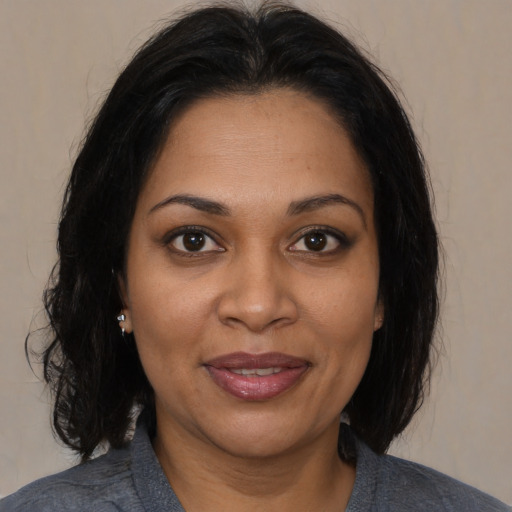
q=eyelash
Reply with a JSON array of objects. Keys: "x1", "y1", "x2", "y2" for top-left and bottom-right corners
[
  {"x1": 163, "y1": 225, "x2": 350, "y2": 256},
  {"x1": 288, "y1": 226, "x2": 350, "y2": 254},
  {"x1": 164, "y1": 226, "x2": 224, "y2": 256}
]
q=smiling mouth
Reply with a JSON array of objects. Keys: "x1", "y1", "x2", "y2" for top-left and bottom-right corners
[
  {"x1": 230, "y1": 367, "x2": 284, "y2": 376},
  {"x1": 204, "y1": 352, "x2": 310, "y2": 401}
]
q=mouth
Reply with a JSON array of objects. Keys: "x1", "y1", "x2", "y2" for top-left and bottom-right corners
[{"x1": 204, "y1": 352, "x2": 310, "y2": 401}]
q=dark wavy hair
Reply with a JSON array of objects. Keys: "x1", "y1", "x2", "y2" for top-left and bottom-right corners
[{"x1": 34, "y1": 2, "x2": 439, "y2": 461}]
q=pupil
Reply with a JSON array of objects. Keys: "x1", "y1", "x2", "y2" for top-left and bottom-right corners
[
  {"x1": 183, "y1": 232, "x2": 205, "y2": 251},
  {"x1": 305, "y1": 232, "x2": 327, "y2": 251}
]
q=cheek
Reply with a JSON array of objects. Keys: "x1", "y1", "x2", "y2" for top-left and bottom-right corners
[
  {"x1": 128, "y1": 279, "x2": 214, "y2": 407},
  {"x1": 301, "y1": 265, "x2": 378, "y2": 373},
  {"x1": 128, "y1": 269, "x2": 216, "y2": 362},
  {"x1": 304, "y1": 270, "x2": 379, "y2": 335}
]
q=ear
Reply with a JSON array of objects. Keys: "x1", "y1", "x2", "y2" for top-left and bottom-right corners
[
  {"x1": 117, "y1": 272, "x2": 134, "y2": 334},
  {"x1": 373, "y1": 297, "x2": 384, "y2": 332}
]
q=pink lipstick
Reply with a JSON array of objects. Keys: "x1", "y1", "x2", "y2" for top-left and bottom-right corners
[{"x1": 204, "y1": 352, "x2": 309, "y2": 401}]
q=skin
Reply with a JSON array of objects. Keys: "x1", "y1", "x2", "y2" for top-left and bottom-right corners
[{"x1": 120, "y1": 89, "x2": 383, "y2": 512}]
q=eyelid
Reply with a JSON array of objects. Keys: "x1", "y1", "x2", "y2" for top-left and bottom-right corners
[
  {"x1": 162, "y1": 224, "x2": 350, "y2": 255},
  {"x1": 288, "y1": 226, "x2": 350, "y2": 253},
  {"x1": 163, "y1": 225, "x2": 225, "y2": 254}
]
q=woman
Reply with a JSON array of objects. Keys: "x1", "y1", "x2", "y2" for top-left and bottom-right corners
[{"x1": 1, "y1": 3, "x2": 509, "y2": 511}]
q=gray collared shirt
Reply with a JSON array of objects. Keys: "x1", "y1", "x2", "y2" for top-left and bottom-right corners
[{"x1": 1, "y1": 419, "x2": 509, "y2": 511}]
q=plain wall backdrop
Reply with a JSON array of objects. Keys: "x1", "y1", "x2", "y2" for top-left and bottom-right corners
[{"x1": 1, "y1": 0, "x2": 511, "y2": 504}]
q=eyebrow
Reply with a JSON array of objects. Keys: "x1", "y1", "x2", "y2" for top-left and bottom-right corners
[
  {"x1": 149, "y1": 192, "x2": 366, "y2": 226},
  {"x1": 149, "y1": 194, "x2": 231, "y2": 216},
  {"x1": 287, "y1": 194, "x2": 367, "y2": 227}
]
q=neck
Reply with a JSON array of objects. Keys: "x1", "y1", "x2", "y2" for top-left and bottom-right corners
[{"x1": 153, "y1": 414, "x2": 355, "y2": 512}]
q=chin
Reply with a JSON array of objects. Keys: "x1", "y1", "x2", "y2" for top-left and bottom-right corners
[
  {"x1": 212, "y1": 428, "x2": 302, "y2": 460},
  {"x1": 199, "y1": 408, "x2": 336, "y2": 461}
]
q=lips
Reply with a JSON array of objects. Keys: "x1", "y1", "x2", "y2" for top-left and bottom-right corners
[{"x1": 204, "y1": 352, "x2": 310, "y2": 401}]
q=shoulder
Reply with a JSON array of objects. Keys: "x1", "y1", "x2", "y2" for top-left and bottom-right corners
[
  {"x1": 349, "y1": 436, "x2": 511, "y2": 512},
  {"x1": 379, "y1": 453, "x2": 510, "y2": 511},
  {"x1": 0, "y1": 445, "x2": 142, "y2": 512}
]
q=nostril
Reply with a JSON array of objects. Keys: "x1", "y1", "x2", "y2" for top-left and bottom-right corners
[
  {"x1": 217, "y1": 291, "x2": 298, "y2": 332},
  {"x1": 215, "y1": 257, "x2": 299, "y2": 331}
]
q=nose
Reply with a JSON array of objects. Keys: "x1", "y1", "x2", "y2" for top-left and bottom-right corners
[{"x1": 216, "y1": 250, "x2": 298, "y2": 333}]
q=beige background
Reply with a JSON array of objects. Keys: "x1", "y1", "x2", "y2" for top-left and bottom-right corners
[{"x1": 1, "y1": 0, "x2": 511, "y2": 504}]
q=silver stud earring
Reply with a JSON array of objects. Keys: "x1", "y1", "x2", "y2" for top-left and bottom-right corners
[{"x1": 117, "y1": 313, "x2": 126, "y2": 336}]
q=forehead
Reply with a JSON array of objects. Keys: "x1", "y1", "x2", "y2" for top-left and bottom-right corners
[{"x1": 140, "y1": 89, "x2": 373, "y2": 215}]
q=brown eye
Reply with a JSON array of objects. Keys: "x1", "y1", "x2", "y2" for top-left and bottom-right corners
[
  {"x1": 183, "y1": 232, "x2": 205, "y2": 251},
  {"x1": 168, "y1": 229, "x2": 223, "y2": 253},
  {"x1": 304, "y1": 231, "x2": 327, "y2": 251},
  {"x1": 289, "y1": 228, "x2": 345, "y2": 253}
]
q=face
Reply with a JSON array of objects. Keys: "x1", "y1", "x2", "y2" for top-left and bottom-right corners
[{"x1": 120, "y1": 89, "x2": 383, "y2": 459}]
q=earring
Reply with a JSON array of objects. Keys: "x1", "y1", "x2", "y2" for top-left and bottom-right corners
[{"x1": 117, "y1": 313, "x2": 126, "y2": 337}]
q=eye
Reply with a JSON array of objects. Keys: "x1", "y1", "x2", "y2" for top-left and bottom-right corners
[
  {"x1": 289, "y1": 229, "x2": 346, "y2": 253},
  {"x1": 167, "y1": 229, "x2": 223, "y2": 254}
]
